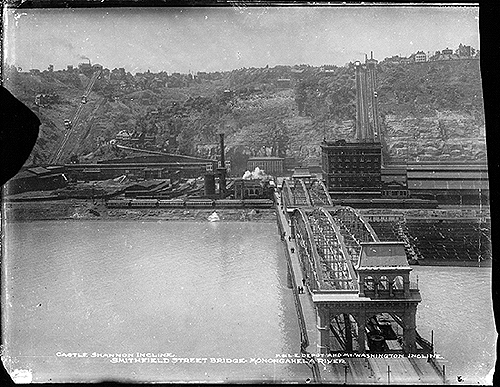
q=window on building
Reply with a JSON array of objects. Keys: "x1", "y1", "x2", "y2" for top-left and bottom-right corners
[
  {"x1": 379, "y1": 276, "x2": 389, "y2": 290},
  {"x1": 365, "y1": 276, "x2": 374, "y2": 291}
]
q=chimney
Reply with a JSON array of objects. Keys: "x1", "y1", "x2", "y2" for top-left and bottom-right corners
[
  {"x1": 219, "y1": 133, "x2": 226, "y2": 198},
  {"x1": 220, "y1": 133, "x2": 225, "y2": 169}
]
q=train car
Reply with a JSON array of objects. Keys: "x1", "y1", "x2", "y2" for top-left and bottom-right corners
[
  {"x1": 158, "y1": 199, "x2": 186, "y2": 208},
  {"x1": 185, "y1": 199, "x2": 215, "y2": 208},
  {"x1": 214, "y1": 199, "x2": 243, "y2": 208},
  {"x1": 242, "y1": 199, "x2": 274, "y2": 209},
  {"x1": 129, "y1": 199, "x2": 159, "y2": 208},
  {"x1": 106, "y1": 199, "x2": 132, "y2": 208}
]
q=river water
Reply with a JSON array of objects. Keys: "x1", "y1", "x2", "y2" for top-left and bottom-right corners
[{"x1": 3, "y1": 220, "x2": 496, "y2": 384}]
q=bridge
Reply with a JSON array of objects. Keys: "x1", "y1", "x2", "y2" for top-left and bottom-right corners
[{"x1": 277, "y1": 177, "x2": 447, "y2": 383}]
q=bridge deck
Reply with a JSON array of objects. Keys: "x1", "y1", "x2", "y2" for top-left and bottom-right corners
[{"x1": 276, "y1": 192, "x2": 319, "y2": 356}]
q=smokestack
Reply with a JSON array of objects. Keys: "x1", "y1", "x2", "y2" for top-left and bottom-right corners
[
  {"x1": 219, "y1": 133, "x2": 225, "y2": 169},
  {"x1": 219, "y1": 133, "x2": 226, "y2": 198}
]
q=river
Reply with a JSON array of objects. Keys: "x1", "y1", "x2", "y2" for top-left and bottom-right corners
[{"x1": 3, "y1": 220, "x2": 496, "y2": 383}]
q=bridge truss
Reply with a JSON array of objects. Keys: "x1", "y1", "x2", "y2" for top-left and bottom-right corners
[
  {"x1": 283, "y1": 179, "x2": 311, "y2": 207},
  {"x1": 292, "y1": 208, "x2": 358, "y2": 291},
  {"x1": 329, "y1": 206, "x2": 380, "y2": 264}
]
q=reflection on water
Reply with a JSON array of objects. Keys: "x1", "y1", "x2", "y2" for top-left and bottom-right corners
[{"x1": 3, "y1": 221, "x2": 496, "y2": 384}]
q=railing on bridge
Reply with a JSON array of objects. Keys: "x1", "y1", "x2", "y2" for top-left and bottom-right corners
[{"x1": 282, "y1": 179, "x2": 294, "y2": 209}]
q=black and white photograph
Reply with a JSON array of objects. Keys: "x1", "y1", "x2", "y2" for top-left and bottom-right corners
[{"x1": 1, "y1": 2, "x2": 496, "y2": 384}]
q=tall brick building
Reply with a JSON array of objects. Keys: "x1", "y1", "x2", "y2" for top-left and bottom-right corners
[{"x1": 321, "y1": 140, "x2": 382, "y2": 192}]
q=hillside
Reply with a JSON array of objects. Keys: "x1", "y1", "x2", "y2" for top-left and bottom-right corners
[{"x1": 3, "y1": 58, "x2": 486, "y2": 175}]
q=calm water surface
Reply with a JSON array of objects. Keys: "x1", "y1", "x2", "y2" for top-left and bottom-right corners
[
  {"x1": 412, "y1": 265, "x2": 496, "y2": 385},
  {"x1": 3, "y1": 221, "x2": 496, "y2": 383}
]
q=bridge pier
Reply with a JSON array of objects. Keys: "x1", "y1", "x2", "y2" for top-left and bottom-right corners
[
  {"x1": 317, "y1": 306, "x2": 330, "y2": 354},
  {"x1": 403, "y1": 306, "x2": 418, "y2": 354},
  {"x1": 356, "y1": 311, "x2": 367, "y2": 353},
  {"x1": 344, "y1": 314, "x2": 353, "y2": 352}
]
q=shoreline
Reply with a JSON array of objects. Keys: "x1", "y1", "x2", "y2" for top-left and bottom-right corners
[
  {"x1": 3, "y1": 198, "x2": 490, "y2": 222},
  {"x1": 2, "y1": 199, "x2": 492, "y2": 267}
]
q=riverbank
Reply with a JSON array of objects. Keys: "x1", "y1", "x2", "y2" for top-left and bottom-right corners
[{"x1": 2, "y1": 199, "x2": 277, "y2": 222}]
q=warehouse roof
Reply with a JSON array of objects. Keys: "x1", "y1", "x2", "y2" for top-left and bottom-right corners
[
  {"x1": 407, "y1": 171, "x2": 489, "y2": 180},
  {"x1": 408, "y1": 180, "x2": 489, "y2": 190}
]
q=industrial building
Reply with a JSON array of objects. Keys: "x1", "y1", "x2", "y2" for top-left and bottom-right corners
[
  {"x1": 246, "y1": 157, "x2": 284, "y2": 176},
  {"x1": 233, "y1": 179, "x2": 266, "y2": 199},
  {"x1": 6, "y1": 166, "x2": 68, "y2": 194},
  {"x1": 405, "y1": 162, "x2": 489, "y2": 204},
  {"x1": 64, "y1": 154, "x2": 217, "y2": 182}
]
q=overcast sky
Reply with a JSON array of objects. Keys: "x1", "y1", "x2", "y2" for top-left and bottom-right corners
[{"x1": 4, "y1": 5, "x2": 480, "y2": 74}]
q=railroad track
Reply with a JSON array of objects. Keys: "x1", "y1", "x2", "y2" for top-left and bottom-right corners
[{"x1": 51, "y1": 70, "x2": 101, "y2": 164}]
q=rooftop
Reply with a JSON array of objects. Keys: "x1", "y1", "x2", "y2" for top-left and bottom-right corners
[
  {"x1": 357, "y1": 242, "x2": 410, "y2": 270},
  {"x1": 321, "y1": 140, "x2": 382, "y2": 148},
  {"x1": 247, "y1": 157, "x2": 284, "y2": 161},
  {"x1": 292, "y1": 168, "x2": 313, "y2": 178}
]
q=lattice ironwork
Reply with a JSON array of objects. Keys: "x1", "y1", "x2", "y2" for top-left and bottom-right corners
[
  {"x1": 292, "y1": 209, "x2": 323, "y2": 291},
  {"x1": 281, "y1": 179, "x2": 294, "y2": 208},
  {"x1": 298, "y1": 208, "x2": 358, "y2": 290},
  {"x1": 291, "y1": 179, "x2": 310, "y2": 206},
  {"x1": 307, "y1": 180, "x2": 333, "y2": 207},
  {"x1": 289, "y1": 203, "x2": 380, "y2": 291},
  {"x1": 282, "y1": 179, "x2": 312, "y2": 207},
  {"x1": 329, "y1": 206, "x2": 380, "y2": 264}
]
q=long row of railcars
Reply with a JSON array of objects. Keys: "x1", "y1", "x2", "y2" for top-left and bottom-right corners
[{"x1": 106, "y1": 198, "x2": 274, "y2": 209}]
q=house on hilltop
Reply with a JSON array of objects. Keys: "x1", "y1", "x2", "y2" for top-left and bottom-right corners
[{"x1": 414, "y1": 51, "x2": 427, "y2": 63}]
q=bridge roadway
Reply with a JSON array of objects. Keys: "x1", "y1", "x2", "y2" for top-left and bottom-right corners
[{"x1": 274, "y1": 190, "x2": 446, "y2": 384}]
